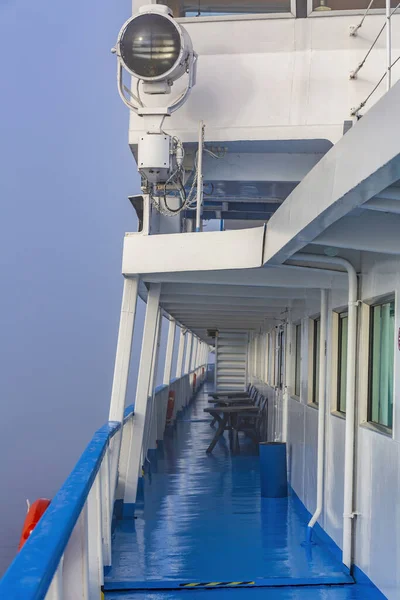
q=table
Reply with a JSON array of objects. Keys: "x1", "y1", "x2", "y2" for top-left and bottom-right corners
[
  {"x1": 209, "y1": 392, "x2": 249, "y2": 400},
  {"x1": 204, "y1": 406, "x2": 259, "y2": 454}
]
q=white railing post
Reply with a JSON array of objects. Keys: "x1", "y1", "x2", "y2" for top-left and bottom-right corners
[
  {"x1": 87, "y1": 472, "x2": 104, "y2": 596},
  {"x1": 115, "y1": 418, "x2": 133, "y2": 512},
  {"x1": 163, "y1": 318, "x2": 176, "y2": 385},
  {"x1": 184, "y1": 332, "x2": 193, "y2": 375},
  {"x1": 124, "y1": 283, "x2": 161, "y2": 506},
  {"x1": 176, "y1": 327, "x2": 185, "y2": 378},
  {"x1": 45, "y1": 559, "x2": 64, "y2": 600},
  {"x1": 100, "y1": 446, "x2": 112, "y2": 566},
  {"x1": 62, "y1": 505, "x2": 89, "y2": 600}
]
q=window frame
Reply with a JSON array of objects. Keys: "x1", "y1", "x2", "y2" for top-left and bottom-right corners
[
  {"x1": 275, "y1": 327, "x2": 285, "y2": 390},
  {"x1": 336, "y1": 310, "x2": 348, "y2": 415},
  {"x1": 367, "y1": 295, "x2": 395, "y2": 433},
  {"x1": 171, "y1": 0, "x2": 297, "y2": 22},
  {"x1": 311, "y1": 317, "x2": 320, "y2": 406},
  {"x1": 293, "y1": 321, "x2": 302, "y2": 399},
  {"x1": 307, "y1": 0, "x2": 395, "y2": 17}
]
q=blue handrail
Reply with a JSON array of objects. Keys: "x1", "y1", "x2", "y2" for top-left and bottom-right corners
[{"x1": 0, "y1": 408, "x2": 134, "y2": 600}]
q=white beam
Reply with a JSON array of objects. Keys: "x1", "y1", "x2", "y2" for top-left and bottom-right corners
[
  {"x1": 184, "y1": 332, "x2": 193, "y2": 374},
  {"x1": 163, "y1": 319, "x2": 176, "y2": 385},
  {"x1": 143, "y1": 266, "x2": 347, "y2": 289},
  {"x1": 123, "y1": 226, "x2": 265, "y2": 275},
  {"x1": 310, "y1": 212, "x2": 400, "y2": 254},
  {"x1": 162, "y1": 296, "x2": 305, "y2": 308},
  {"x1": 263, "y1": 81, "x2": 400, "y2": 265},
  {"x1": 362, "y1": 197, "x2": 400, "y2": 215},
  {"x1": 124, "y1": 283, "x2": 161, "y2": 505},
  {"x1": 176, "y1": 328, "x2": 185, "y2": 378},
  {"x1": 190, "y1": 337, "x2": 198, "y2": 371},
  {"x1": 160, "y1": 283, "x2": 320, "y2": 299},
  {"x1": 109, "y1": 277, "x2": 139, "y2": 423}
]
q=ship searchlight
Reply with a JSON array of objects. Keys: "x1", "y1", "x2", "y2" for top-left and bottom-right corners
[{"x1": 113, "y1": 5, "x2": 197, "y2": 111}]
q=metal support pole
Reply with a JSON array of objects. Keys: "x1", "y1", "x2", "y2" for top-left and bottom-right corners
[
  {"x1": 195, "y1": 121, "x2": 204, "y2": 232},
  {"x1": 176, "y1": 327, "x2": 185, "y2": 377},
  {"x1": 124, "y1": 283, "x2": 161, "y2": 505},
  {"x1": 307, "y1": 289, "x2": 328, "y2": 542},
  {"x1": 387, "y1": 0, "x2": 392, "y2": 90},
  {"x1": 108, "y1": 277, "x2": 139, "y2": 423},
  {"x1": 190, "y1": 337, "x2": 198, "y2": 371},
  {"x1": 184, "y1": 332, "x2": 193, "y2": 374}
]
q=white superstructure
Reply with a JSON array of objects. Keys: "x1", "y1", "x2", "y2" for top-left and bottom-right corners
[{"x1": 2, "y1": 3, "x2": 400, "y2": 599}]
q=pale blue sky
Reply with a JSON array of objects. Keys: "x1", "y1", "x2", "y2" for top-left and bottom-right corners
[{"x1": 0, "y1": 0, "x2": 148, "y2": 573}]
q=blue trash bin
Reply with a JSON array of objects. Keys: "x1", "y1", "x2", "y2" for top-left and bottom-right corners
[{"x1": 259, "y1": 442, "x2": 288, "y2": 498}]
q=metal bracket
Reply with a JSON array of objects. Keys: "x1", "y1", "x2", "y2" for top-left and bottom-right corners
[{"x1": 343, "y1": 511, "x2": 361, "y2": 519}]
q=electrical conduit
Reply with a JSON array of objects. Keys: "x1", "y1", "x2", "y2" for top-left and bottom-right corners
[
  {"x1": 306, "y1": 289, "x2": 327, "y2": 543},
  {"x1": 291, "y1": 253, "x2": 358, "y2": 569}
]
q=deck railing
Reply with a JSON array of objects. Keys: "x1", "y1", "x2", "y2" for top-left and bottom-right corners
[{"x1": 0, "y1": 368, "x2": 206, "y2": 600}]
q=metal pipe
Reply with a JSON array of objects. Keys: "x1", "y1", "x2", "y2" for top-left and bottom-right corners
[
  {"x1": 291, "y1": 253, "x2": 357, "y2": 569},
  {"x1": 307, "y1": 289, "x2": 328, "y2": 542},
  {"x1": 195, "y1": 121, "x2": 204, "y2": 232},
  {"x1": 387, "y1": 0, "x2": 392, "y2": 90}
]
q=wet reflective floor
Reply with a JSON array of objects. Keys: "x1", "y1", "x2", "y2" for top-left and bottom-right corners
[{"x1": 104, "y1": 384, "x2": 383, "y2": 599}]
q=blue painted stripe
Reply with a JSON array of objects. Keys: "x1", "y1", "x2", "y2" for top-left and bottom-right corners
[
  {"x1": 103, "y1": 574, "x2": 353, "y2": 591},
  {"x1": 0, "y1": 420, "x2": 120, "y2": 600}
]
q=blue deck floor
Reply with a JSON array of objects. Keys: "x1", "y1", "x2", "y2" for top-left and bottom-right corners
[{"x1": 104, "y1": 384, "x2": 382, "y2": 599}]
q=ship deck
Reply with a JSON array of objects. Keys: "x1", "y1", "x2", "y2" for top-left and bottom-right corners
[{"x1": 104, "y1": 384, "x2": 382, "y2": 600}]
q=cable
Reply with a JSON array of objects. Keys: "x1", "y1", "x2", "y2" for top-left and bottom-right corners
[
  {"x1": 350, "y1": 0, "x2": 375, "y2": 37},
  {"x1": 350, "y1": 2, "x2": 400, "y2": 79},
  {"x1": 351, "y1": 53, "x2": 400, "y2": 116}
]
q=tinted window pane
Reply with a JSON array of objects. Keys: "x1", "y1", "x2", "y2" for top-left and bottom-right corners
[
  {"x1": 369, "y1": 300, "x2": 395, "y2": 429},
  {"x1": 313, "y1": 0, "x2": 398, "y2": 10},
  {"x1": 161, "y1": 0, "x2": 291, "y2": 17},
  {"x1": 313, "y1": 318, "x2": 320, "y2": 404},
  {"x1": 295, "y1": 323, "x2": 301, "y2": 397},
  {"x1": 337, "y1": 313, "x2": 348, "y2": 413}
]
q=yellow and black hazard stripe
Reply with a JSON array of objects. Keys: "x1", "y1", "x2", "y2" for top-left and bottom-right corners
[{"x1": 180, "y1": 581, "x2": 255, "y2": 588}]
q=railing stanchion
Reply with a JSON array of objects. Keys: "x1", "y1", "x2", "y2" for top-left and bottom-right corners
[
  {"x1": 88, "y1": 472, "x2": 104, "y2": 595},
  {"x1": 101, "y1": 446, "x2": 112, "y2": 566}
]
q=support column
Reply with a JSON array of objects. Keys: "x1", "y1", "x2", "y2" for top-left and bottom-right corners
[
  {"x1": 108, "y1": 277, "x2": 139, "y2": 423},
  {"x1": 176, "y1": 327, "x2": 185, "y2": 378},
  {"x1": 144, "y1": 310, "x2": 162, "y2": 460},
  {"x1": 191, "y1": 337, "x2": 198, "y2": 371},
  {"x1": 124, "y1": 283, "x2": 161, "y2": 507},
  {"x1": 163, "y1": 319, "x2": 176, "y2": 385},
  {"x1": 184, "y1": 332, "x2": 193, "y2": 374}
]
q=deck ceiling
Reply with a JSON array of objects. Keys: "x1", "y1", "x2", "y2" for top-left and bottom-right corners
[{"x1": 140, "y1": 266, "x2": 347, "y2": 343}]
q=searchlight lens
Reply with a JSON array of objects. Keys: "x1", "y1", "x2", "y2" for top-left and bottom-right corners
[{"x1": 120, "y1": 14, "x2": 181, "y2": 79}]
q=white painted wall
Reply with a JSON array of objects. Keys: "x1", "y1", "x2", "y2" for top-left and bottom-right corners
[
  {"x1": 257, "y1": 253, "x2": 400, "y2": 599},
  {"x1": 129, "y1": 11, "x2": 400, "y2": 146}
]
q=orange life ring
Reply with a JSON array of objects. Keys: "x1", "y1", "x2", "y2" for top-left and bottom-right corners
[{"x1": 18, "y1": 498, "x2": 51, "y2": 550}]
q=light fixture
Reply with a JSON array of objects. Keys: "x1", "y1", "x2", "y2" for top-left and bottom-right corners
[
  {"x1": 113, "y1": 4, "x2": 197, "y2": 108},
  {"x1": 113, "y1": 5, "x2": 199, "y2": 204},
  {"x1": 314, "y1": 0, "x2": 331, "y2": 10}
]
